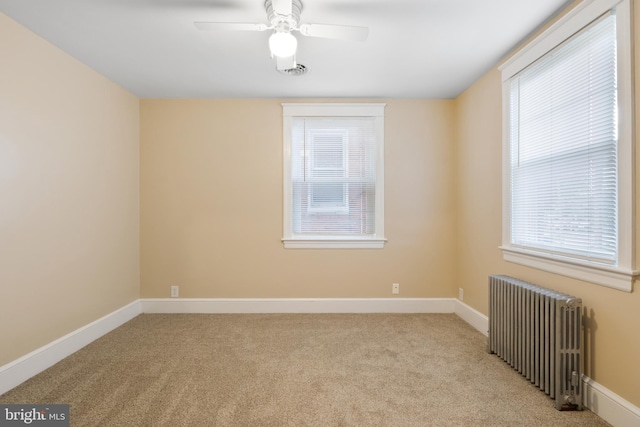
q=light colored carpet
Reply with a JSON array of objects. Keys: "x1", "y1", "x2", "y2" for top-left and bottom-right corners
[{"x1": 1, "y1": 314, "x2": 610, "y2": 426}]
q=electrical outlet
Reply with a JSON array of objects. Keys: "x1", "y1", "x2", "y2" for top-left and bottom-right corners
[
  {"x1": 459, "y1": 288, "x2": 464, "y2": 301},
  {"x1": 171, "y1": 285, "x2": 179, "y2": 298},
  {"x1": 392, "y1": 283, "x2": 400, "y2": 294}
]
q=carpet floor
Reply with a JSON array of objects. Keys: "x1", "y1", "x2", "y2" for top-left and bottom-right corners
[{"x1": 1, "y1": 313, "x2": 610, "y2": 426}]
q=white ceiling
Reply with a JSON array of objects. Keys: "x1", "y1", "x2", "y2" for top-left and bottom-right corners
[{"x1": 0, "y1": 0, "x2": 572, "y2": 99}]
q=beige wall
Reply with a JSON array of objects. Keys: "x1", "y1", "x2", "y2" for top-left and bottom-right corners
[
  {"x1": 453, "y1": 1, "x2": 640, "y2": 407},
  {"x1": 140, "y1": 99, "x2": 456, "y2": 299},
  {"x1": 0, "y1": 13, "x2": 140, "y2": 366}
]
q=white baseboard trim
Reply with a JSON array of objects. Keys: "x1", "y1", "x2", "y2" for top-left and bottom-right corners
[
  {"x1": 583, "y1": 375, "x2": 640, "y2": 427},
  {"x1": 0, "y1": 300, "x2": 141, "y2": 396},
  {"x1": 454, "y1": 299, "x2": 489, "y2": 336},
  {"x1": 140, "y1": 297, "x2": 456, "y2": 314}
]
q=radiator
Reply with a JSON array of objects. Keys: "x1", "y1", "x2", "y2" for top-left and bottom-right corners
[{"x1": 488, "y1": 275, "x2": 583, "y2": 410}]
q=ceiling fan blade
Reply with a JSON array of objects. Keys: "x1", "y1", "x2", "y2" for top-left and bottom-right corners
[
  {"x1": 194, "y1": 22, "x2": 269, "y2": 32},
  {"x1": 272, "y1": 0, "x2": 293, "y2": 16},
  {"x1": 276, "y1": 55, "x2": 296, "y2": 71},
  {"x1": 298, "y1": 24, "x2": 368, "y2": 42}
]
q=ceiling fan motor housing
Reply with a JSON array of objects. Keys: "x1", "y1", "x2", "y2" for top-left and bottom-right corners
[{"x1": 265, "y1": 0, "x2": 303, "y2": 28}]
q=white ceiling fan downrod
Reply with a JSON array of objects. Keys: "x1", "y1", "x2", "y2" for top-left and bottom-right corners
[{"x1": 265, "y1": 0, "x2": 303, "y2": 29}]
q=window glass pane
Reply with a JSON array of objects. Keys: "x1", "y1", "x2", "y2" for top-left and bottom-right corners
[
  {"x1": 291, "y1": 117, "x2": 376, "y2": 235},
  {"x1": 509, "y1": 13, "x2": 618, "y2": 263}
]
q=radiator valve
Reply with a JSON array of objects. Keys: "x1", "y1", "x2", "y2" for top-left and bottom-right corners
[{"x1": 571, "y1": 371, "x2": 580, "y2": 387}]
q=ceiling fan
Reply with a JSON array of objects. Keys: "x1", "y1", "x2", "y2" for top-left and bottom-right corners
[{"x1": 194, "y1": 0, "x2": 369, "y2": 72}]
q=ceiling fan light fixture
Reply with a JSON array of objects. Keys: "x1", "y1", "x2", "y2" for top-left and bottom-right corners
[{"x1": 269, "y1": 31, "x2": 297, "y2": 57}]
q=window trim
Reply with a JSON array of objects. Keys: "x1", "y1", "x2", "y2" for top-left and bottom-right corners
[
  {"x1": 282, "y1": 103, "x2": 386, "y2": 249},
  {"x1": 498, "y1": 0, "x2": 637, "y2": 291}
]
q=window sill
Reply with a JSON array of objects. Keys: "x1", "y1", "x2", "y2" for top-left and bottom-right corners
[
  {"x1": 283, "y1": 237, "x2": 387, "y2": 249},
  {"x1": 500, "y1": 246, "x2": 638, "y2": 292}
]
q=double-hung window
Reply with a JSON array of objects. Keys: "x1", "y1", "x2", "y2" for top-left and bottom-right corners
[
  {"x1": 282, "y1": 103, "x2": 386, "y2": 248},
  {"x1": 499, "y1": 0, "x2": 637, "y2": 291}
]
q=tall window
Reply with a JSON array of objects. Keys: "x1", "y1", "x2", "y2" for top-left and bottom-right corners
[
  {"x1": 500, "y1": 0, "x2": 636, "y2": 291},
  {"x1": 282, "y1": 103, "x2": 386, "y2": 249}
]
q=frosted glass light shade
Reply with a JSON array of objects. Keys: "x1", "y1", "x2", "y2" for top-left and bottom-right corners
[{"x1": 269, "y1": 31, "x2": 297, "y2": 57}]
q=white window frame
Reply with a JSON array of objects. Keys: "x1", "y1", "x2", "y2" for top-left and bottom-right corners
[
  {"x1": 282, "y1": 103, "x2": 386, "y2": 249},
  {"x1": 499, "y1": 0, "x2": 637, "y2": 291}
]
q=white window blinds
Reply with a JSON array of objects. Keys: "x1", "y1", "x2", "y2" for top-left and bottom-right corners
[
  {"x1": 291, "y1": 117, "x2": 376, "y2": 236},
  {"x1": 509, "y1": 12, "x2": 618, "y2": 263}
]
